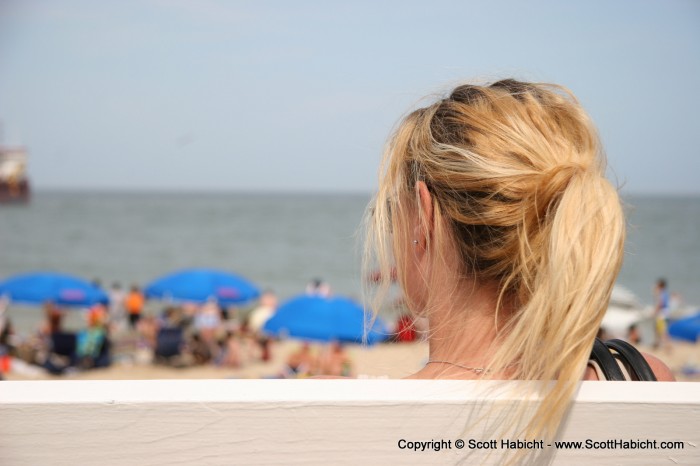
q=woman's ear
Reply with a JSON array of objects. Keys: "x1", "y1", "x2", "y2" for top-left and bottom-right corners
[{"x1": 415, "y1": 181, "x2": 434, "y2": 247}]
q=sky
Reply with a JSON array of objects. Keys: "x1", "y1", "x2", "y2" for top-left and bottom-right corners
[{"x1": 0, "y1": 0, "x2": 698, "y2": 194}]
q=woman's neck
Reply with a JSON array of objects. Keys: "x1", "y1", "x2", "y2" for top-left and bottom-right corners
[{"x1": 407, "y1": 279, "x2": 512, "y2": 379}]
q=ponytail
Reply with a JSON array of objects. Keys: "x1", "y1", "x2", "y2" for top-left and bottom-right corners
[{"x1": 491, "y1": 169, "x2": 625, "y2": 440}]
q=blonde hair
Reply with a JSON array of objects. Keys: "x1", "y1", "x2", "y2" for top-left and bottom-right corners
[{"x1": 365, "y1": 79, "x2": 625, "y2": 441}]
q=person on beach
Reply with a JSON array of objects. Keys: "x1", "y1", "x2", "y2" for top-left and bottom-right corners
[
  {"x1": 318, "y1": 342, "x2": 353, "y2": 377},
  {"x1": 39, "y1": 301, "x2": 78, "y2": 374},
  {"x1": 365, "y1": 79, "x2": 673, "y2": 443},
  {"x1": 0, "y1": 297, "x2": 14, "y2": 377},
  {"x1": 76, "y1": 308, "x2": 107, "y2": 369},
  {"x1": 394, "y1": 313, "x2": 417, "y2": 342},
  {"x1": 305, "y1": 278, "x2": 331, "y2": 297},
  {"x1": 188, "y1": 332, "x2": 212, "y2": 365},
  {"x1": 194, "y1": 298, "x2": 221, "y2": 350},
  {"x1": 248, "y1": 290, "x2": 278, "y2": 362},
  {"x1": 653, "y1": 278, "x2": 671, "y2": 349},
  {"x1": 285, "y1": 342, "x2": 317, "y2": 377},
  {"x1": 125, "y1": 285, "x2": 145, "y2": 329},
  {"x1": 216, "y1": 330, "x2": 244, "y2": 368},
  {"x1": 108, "y1": 282, "x2": 127, "y2": 332}
]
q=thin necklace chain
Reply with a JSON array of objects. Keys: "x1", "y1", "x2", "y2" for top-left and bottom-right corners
[{"x1": 426, "y1": 360, "x2": 490, "y2": 374}]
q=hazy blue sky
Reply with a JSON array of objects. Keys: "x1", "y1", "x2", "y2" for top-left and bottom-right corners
[{"x1": 0, "y1": 0, "x2": 698, "y2": 193}]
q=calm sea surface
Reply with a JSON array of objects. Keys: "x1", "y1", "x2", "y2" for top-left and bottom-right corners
[{"x1": 1, "y1": 191, "x2": 699, "y2": 334}]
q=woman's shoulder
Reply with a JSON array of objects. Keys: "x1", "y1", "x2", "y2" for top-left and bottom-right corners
[{"x1": 641, "y1": 352, "x2": 675, "y2": 381}]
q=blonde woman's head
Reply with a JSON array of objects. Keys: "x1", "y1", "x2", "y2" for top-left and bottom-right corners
[{"x1": 366, "y1": 79, "x2": 625, "y2": 439}]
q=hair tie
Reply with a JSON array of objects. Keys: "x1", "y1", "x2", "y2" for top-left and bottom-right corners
[{"x1": 534, "y1": 163, "x2": 589, "y2": 218}]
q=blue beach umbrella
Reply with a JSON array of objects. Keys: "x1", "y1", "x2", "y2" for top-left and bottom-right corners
[
  {"x1": 263, "y1": 294, "x2": 389, "y2": 344},
  {"x1": 0, "y1": 272, "x2": 109, "y2": 307},
  {"x1": 144, "y1": 268, "x2": 260, "y2": 305},
  {"x1": 668, "y1": 312, "x2": 700, "y2": 343}
]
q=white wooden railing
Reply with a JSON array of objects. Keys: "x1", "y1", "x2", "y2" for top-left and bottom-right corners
[{"x1": 1, "y1": 380, "x2": 698, "y2": 465}]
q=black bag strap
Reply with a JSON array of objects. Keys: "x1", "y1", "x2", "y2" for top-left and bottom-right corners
[
  {"x1": 589, "y1": 338, "x2": 626, "y2": 381},
  {"x1": 605, "y1": 339, "x2": 657, "y2": 381}
]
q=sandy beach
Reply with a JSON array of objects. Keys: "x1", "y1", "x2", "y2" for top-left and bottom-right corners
[
  {"x1": 3, "y1": 338, "x2": 429, "y2": 381},
  {"x1": 4, "y1": 338, "x2": 699, "y2": 382}
]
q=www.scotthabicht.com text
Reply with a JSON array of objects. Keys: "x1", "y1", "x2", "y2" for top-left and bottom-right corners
[{"x1": 397, "y1": 438, "x2": 685, "y2": 452}]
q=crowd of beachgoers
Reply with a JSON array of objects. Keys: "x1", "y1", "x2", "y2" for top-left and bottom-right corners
[
  {"x1": 2, "y1": 275, "x2": 699, "y2": 381},
  {"x1": 0, "y1": 280, "x2": 422, "y2": 380}
]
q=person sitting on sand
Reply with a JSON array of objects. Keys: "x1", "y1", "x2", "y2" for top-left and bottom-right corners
[
  {"x1": 216, "y1": 330, "x2": 244, "y2": 368},
  {"x1": 364, "y1": 79, "x2": 673, "y2": 444},
  {"x1": 76, "y1": 309, "x2": 107, "y2": 369},
  {"x1": 285, "y1": 342, "x2": 318, "y2": 377},
  {"x1": 194, "y1": 298, "x2": 221, "y2": 352},
  {"x1": 188, "y1": 332, "x2": 212, "y2": 365},
  {"x1": 318, "y1": 342, "x2": 353, "y2": 377},
  {"x1": 0, "y1": 297, "x2": 14, "y2": 377},
  {"x1": 136, "y1": 315, "x2": 158, "y2": 350}
]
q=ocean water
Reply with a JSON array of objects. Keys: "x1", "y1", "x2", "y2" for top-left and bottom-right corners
[
  {"x1": 1, "y1": 191, "x2": 699, "y2": 334},
  {"x1": 619, "y1": 196, "x2": 700, "y2": 306}
]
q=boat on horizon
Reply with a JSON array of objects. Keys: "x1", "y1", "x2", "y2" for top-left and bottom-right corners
[{"x1": 0, "y1": 143, "x2": 30, "y2": 204}]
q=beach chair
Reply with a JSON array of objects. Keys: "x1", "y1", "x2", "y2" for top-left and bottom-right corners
[
  {"x1": 154, "y1": 327, "x2": 184, "y2": 363},
  {"x1": 93, "y1": 336, "x2": 111, "y2": 368},
  {"x1": 43, "y1": 332, "x2": 77, "y2": 374}
]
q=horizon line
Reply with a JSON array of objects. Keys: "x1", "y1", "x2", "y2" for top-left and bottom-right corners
[
  {"x1": 30, "y1": 186, "x2": 700, "y2": 198},
  {"x1": 32, "y1": 186, "x2": 375, "y2": 196}
]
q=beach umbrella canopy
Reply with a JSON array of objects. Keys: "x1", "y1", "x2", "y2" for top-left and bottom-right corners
[
  {"x1": 668, "y1": 312, "x2": 700, "y2": 343},
  {"x1": 144, "y1": 268, "x2": 260, "y2": 305},
  {"x1": 0, "y1": 272, "x2": 109, "y2": 307},
  {"x1": 263, "y1": 294, "x2": 388, "y2": 344}
]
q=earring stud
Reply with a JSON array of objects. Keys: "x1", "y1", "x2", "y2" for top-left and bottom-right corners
[{"x1": 412, "y1": 240, "x2": 419, "y2": 245}]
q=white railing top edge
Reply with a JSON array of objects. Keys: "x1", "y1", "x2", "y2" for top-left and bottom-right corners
[{"x1": 1, "y1": 379, "x2": 698, "y2": 405}]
